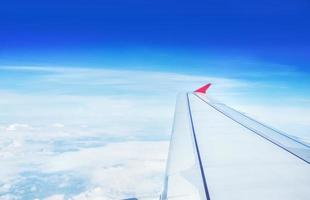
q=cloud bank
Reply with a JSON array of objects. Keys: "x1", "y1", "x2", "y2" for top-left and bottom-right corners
[{"x1": 0, "y1": 66, "x2": 309, "y2": 199}]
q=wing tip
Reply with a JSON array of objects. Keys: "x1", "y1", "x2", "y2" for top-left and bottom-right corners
[{"x1": 194, "y1": 83, "x2": 212, "y2": 94}]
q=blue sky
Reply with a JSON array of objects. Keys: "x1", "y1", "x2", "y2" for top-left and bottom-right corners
[
  {"x1": 1, "y1": 0, "x2": 310, "y2": 70},
  {"x1": 1, "y1": 0, "x2": 310, "y2": 100},
  {"x1": 1, "y1": 0, "x2": 310, "y2": 199}
]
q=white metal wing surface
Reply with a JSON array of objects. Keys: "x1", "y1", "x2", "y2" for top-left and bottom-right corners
[{"x1": 161, "y1": 84, "x2": 310, "y2": 200}]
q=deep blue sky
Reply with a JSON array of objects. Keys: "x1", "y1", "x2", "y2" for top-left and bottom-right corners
[{"x1": 0, "y1": 0, "x2": 310, "y2": 74}]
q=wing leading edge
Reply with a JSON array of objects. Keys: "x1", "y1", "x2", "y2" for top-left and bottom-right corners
[{"x1": 161, "y1": 84, "x2": 310, "y2": 200}]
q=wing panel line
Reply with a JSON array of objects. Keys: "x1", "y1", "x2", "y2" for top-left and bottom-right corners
[
  {"x1": 187, "y1": 93, "x2": 211, "y2": 200},
  {"x1": 221, "y1": 101, "x2": 310, "y2": 148}
]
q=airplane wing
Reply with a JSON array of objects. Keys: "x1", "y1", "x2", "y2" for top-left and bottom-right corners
[{"x1": 161, "y1": 84, "x2": 310, "y2": 200}]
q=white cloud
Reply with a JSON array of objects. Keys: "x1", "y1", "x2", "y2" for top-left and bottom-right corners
[
  {"x1": 0, "y1": 66, "x2": 309, "y2": 199},
  {"x1": 0, "y1": 140, "x2": 168, "y2": 199},
  {"x1": 0, "y1": 65, "x2": 249, "y2": 93},
  {"x1": 0, "y1": 66, "x2": 251, "y2": 140},
  {"x1": 6, "y1": 123, "x2": 31, "y2": 131},
  {"x1": 44, "y1": 194, "x2": 64, "y2": 200},
  {"x1": 52, "y1": 123, "x2": 65, "y2": 128},
  {"x1": 42, "y1": 141, "x2": 168, "y2": 198}
]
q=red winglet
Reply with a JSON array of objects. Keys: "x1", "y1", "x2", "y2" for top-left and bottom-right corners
[{"x1": 194, "y1": 83, "x2": 212, "y2": 94}]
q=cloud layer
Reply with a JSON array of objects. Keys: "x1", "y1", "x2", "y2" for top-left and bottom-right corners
[{"x1": 0, "y1": 66, "x2": 309, "y2": 199}]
